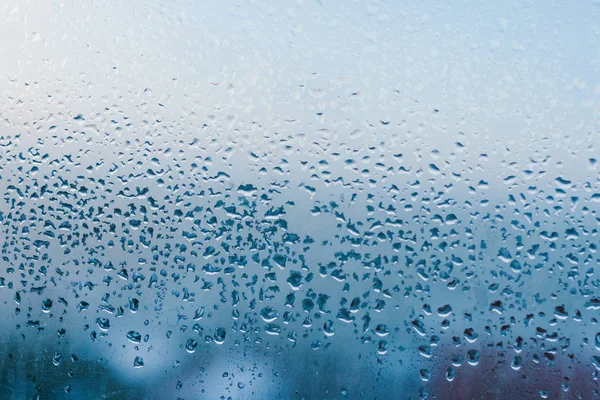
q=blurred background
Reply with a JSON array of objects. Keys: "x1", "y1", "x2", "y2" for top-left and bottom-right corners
[{"x1": 0, "y1": 0, "x2": 599, "y2": 398}]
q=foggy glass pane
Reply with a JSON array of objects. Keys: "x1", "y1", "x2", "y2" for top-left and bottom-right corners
[{"x1": 1, "y1": 1, "x2": 599, "y2": 399}]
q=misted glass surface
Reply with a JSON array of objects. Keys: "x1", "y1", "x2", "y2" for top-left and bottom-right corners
[{"x1": 1, "y1": 1, "x2": 599, "y2": 399}]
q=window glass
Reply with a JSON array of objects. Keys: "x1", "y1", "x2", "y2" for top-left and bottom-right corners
[{"x1": 1, "y1": 1, "x2": 599, "y2": 398}]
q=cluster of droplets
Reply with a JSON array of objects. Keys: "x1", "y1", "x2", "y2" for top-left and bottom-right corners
[{"x1": 0, "y1": 102, "x2": 598, "y2": 399}]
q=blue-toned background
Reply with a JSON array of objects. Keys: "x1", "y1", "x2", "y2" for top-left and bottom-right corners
[{"x1": 0, "y1": 1, "x2": 599, "y2": 398}]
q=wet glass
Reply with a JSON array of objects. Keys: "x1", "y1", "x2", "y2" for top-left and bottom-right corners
[{"x1": 1, "y1": 1, "x2": 599, "y2": 399}]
